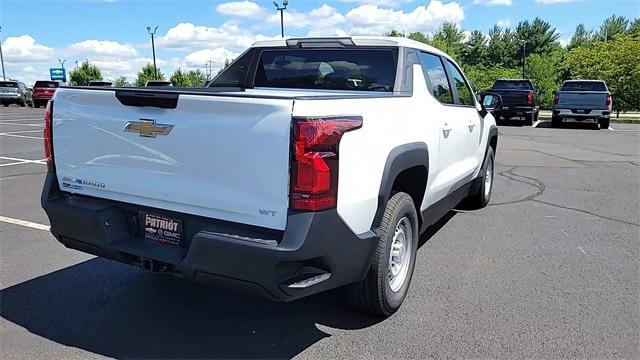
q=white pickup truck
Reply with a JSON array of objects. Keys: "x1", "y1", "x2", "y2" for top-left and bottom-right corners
[{"x1": 41, "y1": 36, "x2": 499, "y2": 316}]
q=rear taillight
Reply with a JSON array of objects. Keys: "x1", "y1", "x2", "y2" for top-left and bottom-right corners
[
  {"x1": 554, "y1": 92, "x2": 560, "y2": 105},
  {"x1": 606, "y1": 93, "x2": 612, "y2": 107},
  {"x1": 290, "y1": 116, "x2": 362, "y2": 211},
  {"x1": 43, "y1": 101, "x2": 55, "y2": 172},
  {"x1": 527, "y1": 90, "x2": 534, "y2": 105}
]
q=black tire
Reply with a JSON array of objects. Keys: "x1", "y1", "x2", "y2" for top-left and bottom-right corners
[
  {"x1": 347, "y1": 192, "x2": 419, "y2": 316},
  {"x1": 551, "y1": 115, "x2": 562, "y2": 128},
  {"x1": 2, "y1": 103, "x2": 8, "y2": 107},
  {"x1": 534, "y1": 111, "x2": 539, "y2": 124},
  {"x1": 463, "y1": 146, "x2": 495, "y2": 209},
  {"x1": 599, "y1": 118, "x2": 610, "y2": 129},
  {"x1": 524, "y1": 113, "x2": 533, "y2": 126},
  {"x1": 33, "y1": 101, "x2": 40, "y2": 108}
]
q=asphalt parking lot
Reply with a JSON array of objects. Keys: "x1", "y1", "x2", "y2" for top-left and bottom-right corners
[{"x1": 1, "y1": 106, "x2": 638, "y2": 359}]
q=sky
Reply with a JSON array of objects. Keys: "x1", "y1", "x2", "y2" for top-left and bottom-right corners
[{"x1": 1, "y1": 0, "x2": 638, "y2": 85}]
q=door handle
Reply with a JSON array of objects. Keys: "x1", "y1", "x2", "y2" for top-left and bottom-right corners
[
  {"x1": 442, "y1": 124, "x2": 452, "y2": 138},
  {"x1": 468, "y1": 121, "x2": 476, "y2": 132}
]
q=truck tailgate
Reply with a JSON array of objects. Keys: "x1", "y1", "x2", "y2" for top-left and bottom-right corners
[
  {"x1": 557, "y1": 91, "x2": 607, "y2": 108},
  {"x1": 53, "y1": 89, "x2": 293, "y2": 230}
]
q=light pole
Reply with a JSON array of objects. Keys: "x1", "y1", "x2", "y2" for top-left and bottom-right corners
[
  {"x1": 0, "y1": 26, "x2": 6, "y2": 81},
  {"x1": 75, "y1": 60, "x2": 79, "y2": 70},
  {"x1": 58, "y1": 59, "x2": 66, "y2": 69},
  {"x1": 146, "y1": 26, "x2": 159, "y2": 80},
  {"x1": 273, "y1": 1, "x2": 288, "y2": 38},
  {"x1": 519, "y1": 39, "x2": 527, "y2": 79}
]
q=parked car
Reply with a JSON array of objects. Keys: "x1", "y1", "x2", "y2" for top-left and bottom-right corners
[
  {"x1": 41, "y1": 36, "x2": 500, "y2": 316},
  {"x1": 487, "y1": 79, "x2": 540, "y2": 126},
  {"x1": 32, "y1": 80, "x2": 59, "y2": 108},
  {"x1": 88, "y1": 81, "x2": 113, "y2": 87},
  {"x1": 0, "y1": 80, "x2": 33, "y2": 107},
  {"x1": 552, "y1": 80, "x2": 612, "y2": 129},
  {"x1": 145, "y1": 80, "x2": 173, "y2": 87}
]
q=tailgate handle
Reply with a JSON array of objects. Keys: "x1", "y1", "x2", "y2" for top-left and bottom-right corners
[{"x1": 115, "y1": 91, "x2": 179, "y2": 109}]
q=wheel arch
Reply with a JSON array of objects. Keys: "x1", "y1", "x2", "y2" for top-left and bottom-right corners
[{"x1": 371, "y1": 142, "x2": 429, "y2": 232}]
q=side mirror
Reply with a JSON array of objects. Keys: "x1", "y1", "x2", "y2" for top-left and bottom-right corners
[{"x1": 480, "y1": 92, "x2": 503, "y2": 114}]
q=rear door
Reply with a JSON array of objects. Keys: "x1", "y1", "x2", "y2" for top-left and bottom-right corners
[{"x1": 53, "y1": 89, "x2": 294, "y2": 230}]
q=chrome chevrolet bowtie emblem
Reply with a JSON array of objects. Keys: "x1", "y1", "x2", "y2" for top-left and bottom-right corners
[{"x1": 123, "y1": 119, "x2": 173, "y2": 137}]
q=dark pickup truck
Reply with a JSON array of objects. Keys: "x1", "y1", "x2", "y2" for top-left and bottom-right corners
[{"x1": 488, "y1": 79, "x2": 539, "y2": 126}]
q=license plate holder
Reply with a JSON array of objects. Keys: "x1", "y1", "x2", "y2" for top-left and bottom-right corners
[{"x1": 140, "y1": 212, "x2": 183, "y2": 246}]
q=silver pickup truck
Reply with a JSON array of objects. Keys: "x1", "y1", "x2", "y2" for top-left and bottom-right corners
[{"x1": 552, "y1": 80, "x2": 612, "y2": 129}]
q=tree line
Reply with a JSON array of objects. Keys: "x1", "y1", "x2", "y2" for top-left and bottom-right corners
[
  {"x1": 69, "y1": 62, "x2": 209, "y2": 88},
  {"x1": 67, "y1": 14, "x2": 639, "y2": 111},
  {"x1": 387, "y1": 15, "x2": 639, "y2": 111}
]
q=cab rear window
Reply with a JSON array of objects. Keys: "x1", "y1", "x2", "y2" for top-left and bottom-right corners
[
  {"x1": 34, "y1": 81, "x2": 58, "y2": 88},
  {"x1": 253, "y1": 48, "x2": 397, "y2": 92},
  {"x1": 561, "y1": 81, "x2": 606, "y2": 91},
  {"x1": 0, "y1": 82, "x2": 18, "y2": 88},
  {"x1": 492, "y1": 80, "x2": 533, "y2": 90}
]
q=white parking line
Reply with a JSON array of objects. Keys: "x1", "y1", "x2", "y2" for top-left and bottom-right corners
[
  {"x1": 0, "y1": 215, "x2": 50, "y2": 231},
  {"x1": 0, "y1": 132, "x2": 44, "y2": 140},
  {"x1": 0, "y1": 122, "x2": 44, "y2": 127},
  {"x1": 1, "y1": 129, "x2": 43, "y2": 134},
  {"x1": 0, "y1": 118, "x2": 43, "y2": 123},
  {"x1": 0, "y1": 156, "x2": 47, "y2": 167}
]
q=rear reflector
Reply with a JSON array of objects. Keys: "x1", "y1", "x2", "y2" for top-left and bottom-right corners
[
  {"x1": 606, "y1": 93, "x2": 612, "y2": 107},
  {"x1": 43, "y1": 101, "x2": 55, "y2": 172},
  {"x1": 527, "y1": 90, "x2": 534, "y2": 105},
  {"x1": 290, "y1": 116, "x2": 362, "y2": 211},
  {"x1": 554, "y1": 92, "x2": 560, "y2": 105}
]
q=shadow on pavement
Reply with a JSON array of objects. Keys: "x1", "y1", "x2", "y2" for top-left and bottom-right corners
[
  {"x1": 1, "y1": 213, "x2": 455, "y2": 359},
  {"x1": 535, "y1": 120, "x2": 600, "y2": 130}
]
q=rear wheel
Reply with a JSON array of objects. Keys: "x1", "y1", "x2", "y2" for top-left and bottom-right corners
[
  {"x1": 524, "y1": 113, "x2": 533, "y2": 126},
  {"x1": 20, "y1": 100, "x2": 26, "y2": 107},
  {"x1": 551, "y1": 115, "x2": 562, "y2": 128},
  {"x1": 33, "y1": 101, "x2": 40, "y2": 108},
  {"x1": 3, "y1": 103, "x2": 8, "y2": 107},
  {"x1": 347, "y1": 192, "x2": 419, "y2": 316},
  {"x1": 463, "y1": 147, "x2": 495, "y2": 209},
  {"x1": 599, "y1": 118, "x2": 610, "y2": 129}
]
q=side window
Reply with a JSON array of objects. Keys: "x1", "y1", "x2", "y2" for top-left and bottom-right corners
[
  {"x1": 417, "y1": 52, "x2": 453, "y2": 104},
  {"x1": 210, "y1": 49, "x2": 254, "y2": 87},
  {"x1": 445, "y1": 60, "x2": 475, "y2": 106}
]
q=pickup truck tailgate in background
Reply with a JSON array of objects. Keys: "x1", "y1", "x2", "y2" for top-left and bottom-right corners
[
  {"x1": 557, "y1": 91, "x2": 607, "y2": 109},
  {"x1": 53, "y1": 89, "x2": 293, "y2": 230}
]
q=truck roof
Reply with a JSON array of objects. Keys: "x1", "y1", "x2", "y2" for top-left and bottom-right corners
[{"x1": 251, "y1": 36, "x2": 450, "y2": 59}]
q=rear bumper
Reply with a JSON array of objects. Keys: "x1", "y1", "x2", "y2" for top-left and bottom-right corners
[
  {"x1": 553, "y1": 108, "x2": 610, "y2": 120},
  {"x1": 41, "y1": 173, "x2": 377, "y2": 301},
  {"x1": 0, "y1": 94, "x2": 23, "y2": 103},
  {"x1": 493, "y1": 106, "x2": 536, "y2": 119}
]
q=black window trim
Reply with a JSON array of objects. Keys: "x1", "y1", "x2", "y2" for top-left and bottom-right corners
[
  {"x1": 416, "y1": 50, "x2": 456, "y2": 106},
  {"x1": 442, "y1": 57, "x2": 477, "y2": 108}
]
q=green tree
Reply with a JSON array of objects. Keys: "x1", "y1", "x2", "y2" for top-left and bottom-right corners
[
  {"x1": 431, "y1": 22, "x2": 465, "y2": 60},
  {"x1": 136, "y1": 63, "x2": 165, "y2": 86},
  {"x1": 566, "y1": 35, "x2": 640, "y2": 112},
  {"x1": 462, "y1": 30, "x2": 488, "y2": 66},
  {"x1": 514, "y1": 17, "x2": 561, "y2": 61},
  {"x1": 407, "y1": 32, "x2": 429, "y2": 44},
  {"x1": 170, "y1": 68, "x2": 207, "y2": 87},
  {"x1": 463, "y1": 65, "x2": 521, "y2": 92},
  {"x1": 568, "y1": 24, "x2": 594, "y2": 49},
  {"x1": 628, "y1": 18, "x2": 640, "y2": 37},
  {"x1": 486, "y1": 25, "x2": 519, "y2": 67},
  {"x1": 385, "y1": 30, "x2": 404, "y2": 37},
  {"x1": 112, "y1": 76, "x2": 130, "y2": 87},
  {"x1": 598, "y1": 15, "x2": 629, "y2": 41},
  {"x1": 68, "y1": 60, "x2": 103, "y2": 86},
  {"x1": 525, "y1": 51, "x2": 564, "y2": 108}
]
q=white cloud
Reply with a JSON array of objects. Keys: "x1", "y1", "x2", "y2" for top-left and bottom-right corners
[
  {"x1": 216, "y1": 1, "x2": 265, "y2": 18},
  {"x1": 266, "y1": 4, "x2": 347, "y2": 35},
  {"x1": 157, "y1": 22, "x2": 273, "y2": 51},
  {"x1": 184, "y1": 47, "x2": 238, "y2": 67},
  {"x1": 2, "y1": 35, "x2": 54, "y2": 64},
  {"x1": 66, "y1": 40, "x2": 138, "y2": 59},
  {"x1": 344, "y1": 1, "x2": 464, "y2": 35},
  {"x1": 473, "y1": 0, "x2": 512, "y2": 6},
  {"x1": 339, "y1": 0, "x2": 414, "y2": 6},
  {"x1": 535, "y1": 0, "x2": 580, "y2": 3},
  {"x1": 496, "y1": 18, "x2": 511, "y2": 27}
]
